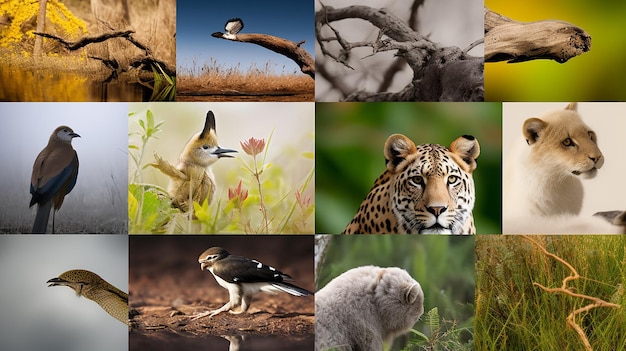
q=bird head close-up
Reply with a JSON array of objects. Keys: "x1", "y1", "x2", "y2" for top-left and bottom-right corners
[
  {"x1": 181, "y1": 111, "x2": 237, "y2": 168},
  {"x1": 198, "y1": 246, "x2": 230, "y2": 271},
  {"x1": 47, "y1": 269, "x2": 128, "y2": 324},
  {"x1": 52, "y1": 126, "x2": 81, "y2": 143}
]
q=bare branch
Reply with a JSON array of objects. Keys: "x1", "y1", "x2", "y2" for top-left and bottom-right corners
[
  {"x1": 34, "y1": 30, "x2": 175, "y2": 76},
  {"x1": 523, "y1": 236, "x2": 621, "y2": 351},
  {"x1": 484, "y1": 7, "x2": 591, "y2": 63},
  {"x1": 212, "y1": 32, "x2": 315, "y2": 79},
  {"x1": 34, "y1": 30, "x2": 135, "y2": 51},
  {"x1": 316, "y1": 5, "x2": 483, "y2": 101}
]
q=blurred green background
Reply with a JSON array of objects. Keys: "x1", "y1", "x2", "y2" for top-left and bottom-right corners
[
  {"x1": 315, "y1": 102, "x2": 502, "y2": 234},
  {"x1": 318, "y1": 235, "x2": 475, "y2": 349},
  {"x1": 485, "y1": 1, "x2": 626, "y2": 101}
]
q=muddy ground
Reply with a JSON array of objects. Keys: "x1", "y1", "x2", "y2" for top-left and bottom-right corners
[{"x1": 129, "y1": 235, "x2": 315, "y2": 350}]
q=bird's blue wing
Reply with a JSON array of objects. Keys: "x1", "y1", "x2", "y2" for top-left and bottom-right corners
[{"x1": 30, "y1": 155, "x2": 78, "y2": 206}]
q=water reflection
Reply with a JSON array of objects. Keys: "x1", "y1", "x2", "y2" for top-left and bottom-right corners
[
  {"x1": 0, "y1": 65, "x2": 150, "y2": 102},
  {"x1": 130, "y1": 331, "x2": 314, "y2": 351}
]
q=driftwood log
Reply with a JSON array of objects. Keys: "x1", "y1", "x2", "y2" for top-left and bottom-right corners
[
  {"x1": 211, "y1": 31, "x2": 315, "y2": 79},
  {"x1": 484, "y1": 7, "x2": 591, "y2": 63},
  {"x1": 316, "y1": 5, "x2": 483, "y2": 102}
]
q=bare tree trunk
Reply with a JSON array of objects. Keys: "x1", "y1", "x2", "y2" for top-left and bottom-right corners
[{"x1": 33, "y1": 0, "x2": 47, "y2": 58}]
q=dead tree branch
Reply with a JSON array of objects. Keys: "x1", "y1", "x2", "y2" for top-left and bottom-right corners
[
  {"x1": 33, "y1": 30, "x2": 175, "y2": 76},
  {"x1": 316, "y1": 4, "x2": 483, "y2": 102},
  {"x1": 484, "y1": 7, "x2": 591, "y2": 63},
  {"x1": 34, "y1": 30, "x2": 135, "y2": 51},
  {"x1": 523, "y1": 236, "x2": 621, "y2": 351},
  {"x1": 212, "y1": 32, "x2": 315, "y2": 79}
]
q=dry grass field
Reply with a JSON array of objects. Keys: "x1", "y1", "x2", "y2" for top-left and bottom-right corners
[{"x1": 177, "y1": 58, "x2": 314, "y2": 102}]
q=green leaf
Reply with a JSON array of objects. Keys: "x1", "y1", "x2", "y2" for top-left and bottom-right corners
[{"x1": 410, "y1": 328, "x2": 429, "y2": 342}]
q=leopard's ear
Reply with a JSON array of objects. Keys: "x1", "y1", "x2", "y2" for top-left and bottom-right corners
[
  {"x1": 384, "y1": 134, "x2": 417, "y2": 173},
  {"x1": 523, "y1": 117, "x2": 546, "y2": 145},
  {"x1": 449, "y1": 135, "x2": 480, "y2": 173}
]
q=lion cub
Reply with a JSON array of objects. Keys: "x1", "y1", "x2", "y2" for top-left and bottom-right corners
[
  {"x1": 315, "y1": 266, "x2": 424, "y2": 351},
  {"x1": 503, "y1": 103, "x2": 625, "y2": 233}
]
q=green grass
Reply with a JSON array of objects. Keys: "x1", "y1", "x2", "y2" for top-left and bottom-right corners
[{"x1": 475, "y1": 236, "x2": 626, "y2": 351}]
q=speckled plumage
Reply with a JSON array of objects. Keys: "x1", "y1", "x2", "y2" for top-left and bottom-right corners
[{"x1": 47, "y1": 269, "x2": 128, "y2": 324}]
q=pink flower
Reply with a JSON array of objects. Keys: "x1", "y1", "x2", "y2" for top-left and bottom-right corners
[
  {"x1": 240, "y1": 137, "x2": 265, "y2": 156},
  {"x1": 228, "y1": 180, "x2": 248, "y2": 202},
  {"x1": 295, "y1": 188, "x2": 311, "y2": 209}
]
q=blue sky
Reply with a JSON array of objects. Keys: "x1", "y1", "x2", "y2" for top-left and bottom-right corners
[{"x1": 177, "y1": 0, "x2": 314, "y2": 76}]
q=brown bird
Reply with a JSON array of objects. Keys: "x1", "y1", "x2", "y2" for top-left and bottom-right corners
[
  {"x1": 30, "y1": 125, "x2": 80, "y2": 233},
  {"x1": 152, "y1": 111, "x2": 237, "y2": 212},
  {"x1": 47, "y1": 269, "x2": 128, "y2": 324}
]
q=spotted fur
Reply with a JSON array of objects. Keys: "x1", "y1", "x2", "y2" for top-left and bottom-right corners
[{"x1": 342, "y1": 134, "x2": 480, "y2": 234}]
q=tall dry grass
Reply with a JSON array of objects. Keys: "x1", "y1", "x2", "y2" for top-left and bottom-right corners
[
  {"x1": 476, "y1": 235, "x2": 626, "y2": 351},
  {"x1": 177, "y1": 57, "x2": 313, "y2": 93}
]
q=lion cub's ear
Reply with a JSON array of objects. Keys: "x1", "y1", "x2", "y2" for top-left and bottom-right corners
[
  {"x1": 450, "y1": 135, "x2": 480, "y2": 173},
  {"x1": 384, "y1": 134, "x2": 418, "y2": 173},
  {"x1": 523, "y1": 118, "x2": 547, "y2": 145},
  {"x1": 565, "y1": 102, "x2": 578, "y2": 111}
]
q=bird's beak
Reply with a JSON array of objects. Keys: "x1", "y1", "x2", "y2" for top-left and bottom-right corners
[
  {"x1": 212, "y1": 147, "x2": 237, "y2": 158},
  {"x1": 199, "y1": 260, "x2": 208, "y2": 271},
  {"x1": 70, "y1": 132, "x2": 81, "y2": 138},
  {"x1": 47, "y1": 277, "x2": 67, "y2": 287}
]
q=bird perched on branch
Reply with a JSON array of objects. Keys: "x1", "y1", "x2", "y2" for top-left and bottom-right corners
[
  {"x1": 191, "y1": 247, "x2": 313, "y2": 320},
  {"x1": 47, "y1": 269, "x2": 128, "y2": 324},
  {"x1": 30, "y1": 126, "x2": 80, "y2": 233},
  {"x1": 152, "y1": 111, "x2": 237, "y2": 212},
  {"x1": 212, "y1": 18, "x2": 244, "y2": 40},
  {"x1": 210, "y1": 17, "x2": 315, "y2": 79}
]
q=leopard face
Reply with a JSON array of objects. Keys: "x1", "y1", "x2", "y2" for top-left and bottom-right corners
[{"x1": 342, "y1": 134, "x2": 480, "y2": 235}]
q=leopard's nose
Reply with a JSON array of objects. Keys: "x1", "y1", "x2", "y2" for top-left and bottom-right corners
[{"x1": 427, "y1": 206, "x2": 447, "y2": 217}]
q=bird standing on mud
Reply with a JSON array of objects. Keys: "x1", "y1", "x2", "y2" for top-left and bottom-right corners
[
  {"x1": 30, "y1": 125, "x2": 80, "y2": 233},
  {"x1": 192, "y1": 247, "x2": 313, "y2": 320},
  {"x1": 47, "y1": 269, "x2": 128, "y2": 324},
  {"x1": 152, "y1": 111, "x2": 237, "y2": 212}
]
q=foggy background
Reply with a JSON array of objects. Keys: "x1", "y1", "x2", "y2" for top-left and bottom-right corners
[
  {"x1": 503, "y1": 102, "x2": 626, "y2": 218},
  {"x1": 0, "y1": 102, "x2": 128, "y2": 233},
  {"x1": 0, "y1": 235, "x2": 128, "y2": 351}
]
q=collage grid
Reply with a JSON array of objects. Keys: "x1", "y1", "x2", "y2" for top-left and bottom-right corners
[{"x1": 1, "y1": 0, "x2": 626, "y2": 351}]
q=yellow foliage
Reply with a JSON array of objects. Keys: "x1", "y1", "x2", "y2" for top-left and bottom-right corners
[{"x1": 0, "y1": 0, "x2": 87, "y2": 49}]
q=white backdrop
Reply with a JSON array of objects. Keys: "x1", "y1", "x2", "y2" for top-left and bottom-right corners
[{"x1": 503, "y1": 102, "x2": 626, "y2": 218}]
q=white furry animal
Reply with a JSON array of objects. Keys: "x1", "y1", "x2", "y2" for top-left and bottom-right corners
[
  {"x1": 503, "y1": 103, "x2": 625, "y2": 234},
  {"x1": 315, "y1": 266, "x2": 424, "y2": 351}
]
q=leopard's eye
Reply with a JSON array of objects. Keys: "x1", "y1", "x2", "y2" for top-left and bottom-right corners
[
  {"x1": 562, "y1": 138, "x2": 574, "y2": 147},
  {"x1": 409, "y1": 176, "x2": 423, "y2": 186},
  {"x1": 447, "y1": 175, "x2": 459, "y2": 184}
]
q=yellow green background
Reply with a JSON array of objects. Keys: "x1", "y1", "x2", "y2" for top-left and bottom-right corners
[{"x1": 485, "y1": 1, "x2": 626, "y2": 101}]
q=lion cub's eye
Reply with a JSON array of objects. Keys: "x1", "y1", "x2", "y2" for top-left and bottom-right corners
[
  {"x1": 447, "y1": 175, "x2": 459, "y2": 184},
  {"x1": 409, "y1": 176, "x2": 424, "y2": 186},
  {"x1": 562, "y1": 138, "x2": 575, "y2": 147}
]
